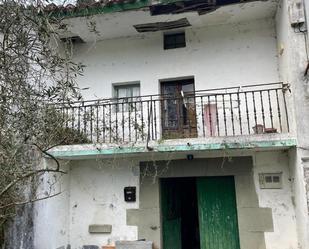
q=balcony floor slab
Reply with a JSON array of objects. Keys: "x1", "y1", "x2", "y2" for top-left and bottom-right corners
[{"x1": 49, "y1": 134, "x2": 297, "y2": 160}]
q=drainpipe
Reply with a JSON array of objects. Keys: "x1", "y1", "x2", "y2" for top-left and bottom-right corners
[
  {"x1": 303, "y1": 0, "x2": 309, "y2": 74},
  {"x1": 304, "y1": 0, "x2": 309, "y2": 28}
]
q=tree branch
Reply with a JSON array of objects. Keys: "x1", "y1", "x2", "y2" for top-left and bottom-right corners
[
  {"x1": 32, "y1": 142, "x2": 62, "y2": 171},
  {"x1": 0, "y1": 168, "x2": 66, "y2": 199},
  {"x1": 0, "y1": 191, "x2": 62, "y2": 210}
]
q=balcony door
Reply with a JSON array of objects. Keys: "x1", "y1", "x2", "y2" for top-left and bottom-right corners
[{"x1": 161, "y1": 79, "x2": 197, "y2": 139}]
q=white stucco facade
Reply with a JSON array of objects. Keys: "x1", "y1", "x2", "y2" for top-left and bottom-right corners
[
  {"x1": 254, "y1": 151, "x2": 298, "y2": 249},
  {"x1": 73, "y1": 18, "x2": 279, "y2": 101},
  {"x1": 33, "y1": 0, "x2": 309, "y2": 249},
  {"x1": 69, "y1": 159, "x2": 139, "y2": 248},
  {"x1": 34, "y1": 150, "x2": 300, "y2": 249}
]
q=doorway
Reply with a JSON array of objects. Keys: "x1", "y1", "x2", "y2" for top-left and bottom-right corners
[
  {"x1": 161, "y1": 78, "x2": 197, "y2": 139},
  {"x1": 160, "y1": 176, "x2": 240, "y2": 249},
  {"x1": 161, "y1": 178, "x2": 200, "y2": 249}
]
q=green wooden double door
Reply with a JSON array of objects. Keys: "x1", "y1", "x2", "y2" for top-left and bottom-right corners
[{"x1": 161, "y1": 176, "x2": 240, "y2": 249}]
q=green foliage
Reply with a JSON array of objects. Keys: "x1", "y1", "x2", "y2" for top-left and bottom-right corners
[
  {"x1": 43, "y1": 106, "x2": 90, "y2": 145},
  {"x1": 0, "y1": 0, "x2": 85, "y2": 245}
]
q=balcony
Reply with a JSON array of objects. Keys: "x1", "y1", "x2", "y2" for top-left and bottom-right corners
[{"x1": 55, "y1": 82, "x2": 290, "y2": 145}]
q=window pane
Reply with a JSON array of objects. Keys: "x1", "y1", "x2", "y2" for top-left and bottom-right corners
[
  {"x1": 272, "y1": 176, "x2": 280, "y2": 183},
  {"x1": 132, "y1": 86, "x2": 140, "y2": 96},
  {"x1": 126, "y1": 87, "x2": 132, "y2": 98},
  {"x1": 182, "y1": 83, "x2": 194, "y2": 93},
  {"x1": 175, "y1": 34, "x2": 185, "y2": 44},
  {"x1": 118, "y1": 88, "x2": 127, "y2": 98},
  {"x1": 164, "y1": 32, "x2": 186, "y2": 50},
  {"x1": 265, "y1": 176, "x2": 272, "y2": 183}
]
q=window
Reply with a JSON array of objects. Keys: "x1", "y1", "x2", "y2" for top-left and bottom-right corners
[
  {"x1": 164, "y1": 32, "x2": 186, "y2": 50},
  {"x1": 259, "y1": 173, "x2": 283, "y2": 189},
  {"x1": 113, "y1": 83, "x2": 140, "y2": 112}
]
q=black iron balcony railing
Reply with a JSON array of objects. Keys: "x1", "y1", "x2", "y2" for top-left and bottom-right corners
[{"x1": 54, "y1": 82, "x2": 290, "y2": 144}]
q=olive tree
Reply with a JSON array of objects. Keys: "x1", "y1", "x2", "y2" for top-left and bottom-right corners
[{"x1": 0, "y1": 0, "x2": 85, "y2": 246}]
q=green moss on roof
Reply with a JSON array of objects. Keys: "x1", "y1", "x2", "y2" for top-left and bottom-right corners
[{"x1": 49, "y1": 0, "x2": 151, "y2": 19}]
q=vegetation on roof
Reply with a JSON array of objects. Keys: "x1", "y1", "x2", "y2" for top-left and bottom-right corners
[{"x1": 47, "y1": 0, "x2": 150, "y2": 19}]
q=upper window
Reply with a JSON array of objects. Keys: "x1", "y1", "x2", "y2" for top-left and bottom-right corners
[
  {"x1": 164, "y1": 32, "x2": 186, "y2": 50},
  {"x1": 113, "y1": 83, "x2": 140, "y2": 112}
]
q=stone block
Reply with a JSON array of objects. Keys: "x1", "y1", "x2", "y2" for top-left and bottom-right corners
[
  {"x1": 88, "y1": 224, "x2": 112, "y2": 234},
  {"x1": 82, "y1": 246, "x2": 99, "y2": 249},
  {"x1": 115, "y1": 241, "x2": 152, "y2": 249},
  {"x1": 238, "y1": 207, "x2": 273, "y2": 232}
]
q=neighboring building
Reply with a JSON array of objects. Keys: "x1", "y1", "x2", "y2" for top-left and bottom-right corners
[{"x1": 34, "y1": 0, "x2": 309, "y2": 249}]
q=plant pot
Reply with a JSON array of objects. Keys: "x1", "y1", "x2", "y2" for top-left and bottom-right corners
[{"x1": 252, "y1": 124, "x2": 264, "y2": 134}]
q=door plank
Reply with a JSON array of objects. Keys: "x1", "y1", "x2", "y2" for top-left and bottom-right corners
[
  {"x1": 196, "y1": 176, "x2": 240, "y2": 249},
  {"x1": 161, "y1": 179, "x2": 182, "y2": 249}
]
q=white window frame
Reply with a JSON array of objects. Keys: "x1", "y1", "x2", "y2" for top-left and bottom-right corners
[{"x1": 112, "y1": 82, "x2": 141, "y2": 112}]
